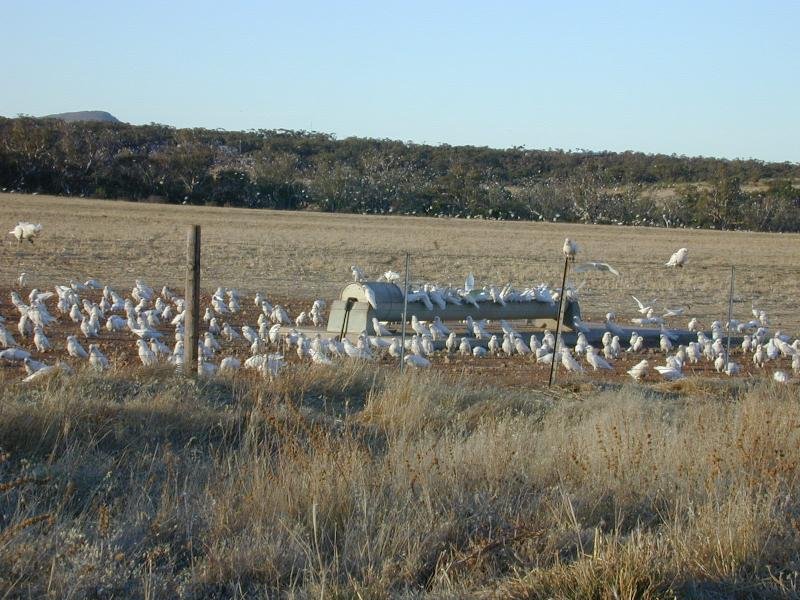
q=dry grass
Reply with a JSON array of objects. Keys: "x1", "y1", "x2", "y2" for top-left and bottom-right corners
[
  {"x1": 2, "y1": 192, "x2": 800, "y2": 332},
  {"x1": 1, "y1": 365, "x2": 799, "y2": 597}
]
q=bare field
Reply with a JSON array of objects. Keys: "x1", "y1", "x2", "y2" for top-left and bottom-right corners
[{"x1": 2, "y1": 192, "x2": 799, "y2": 331}]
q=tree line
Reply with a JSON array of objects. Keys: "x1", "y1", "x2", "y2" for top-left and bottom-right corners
[{"x1": 1, "y1": 116, "x2": 798, "y2": 231}]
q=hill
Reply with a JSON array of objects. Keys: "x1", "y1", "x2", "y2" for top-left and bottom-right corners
[{"x1": 43, "y1": 110, "x2": 121, "y2": 123}]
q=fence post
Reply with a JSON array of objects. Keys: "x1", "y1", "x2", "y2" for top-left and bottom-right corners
[
  {"x1": 548, "y1": 256, "x2": 570, "y2": 387},
  {"x1": 399, "y1": 252, "x2": 410, "y2": 371},
  {"x1": 725, "y1": 265, "x2": 735, "y2": 364},
  {"x1": 184, "y1": 225, "x2": 201, "y2": 376}
]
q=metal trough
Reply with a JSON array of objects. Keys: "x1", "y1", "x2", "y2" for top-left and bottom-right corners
[{"x1": 326, "y1": 281, "x2": 581, "y2": 336}]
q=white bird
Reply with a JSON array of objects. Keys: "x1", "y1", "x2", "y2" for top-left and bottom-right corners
[
  {"x1": 445, "y1": 332, "x2": 458, "y2": 353},
  {"x1": 382, "y1": 270, "x2": 400, "y2": 282},
  {"x1": 80, "y1": 317, "x2": 99, "y2": 339},
  {"x1": 0, "y1": 348, "x2": 31, "y2": 362},
  {"x1": 459, "y1": 337, "x2": 471, "y2": 356},
  {"x1": 66, "y1": 335, "x2": 88, "y2": 359},
  {"x1": 560, "y1": 348, "x2": 583, "y2": 373},
  {"x1": 309, "y1": 348, "x2": 333, "y2": 365},
  {"x1": 688, "y1": 317, "x2": 699, "y2": 332},
  {"x1": 137, "y1": 339, "x2": 158, "y2": 366},
  {"x1": 219, "y1": 357, "x2": 241, "y2": 372},
  {"x1": 268, "y1": 324, "x2": 282, "y2": 345},
  {"x1": 631, "y1": 296, "x2": 656, "y2": 315},
  {"x1": 23, "y1": 356, "x2": 47, "y2": 374},
  {"x1": 586, "y1": 346, "x2": 613, "y2": 371},
  {"x1": 89, "y1": 345, "x2": 109, "y2": 370},
  {"x1": 513, "y1": 336, "x2": 531, "y2": 356},
  {"x1": 33, "y1": 326, "x2": 51, "y2": 352},
  {"x1": 655, "y1": 364, "x2": 684, "y2": 381},
  {"x1": 362, "y1": 285, "x2": 378, "y2": 309},
  {"x1": 432, "y1": 316, "x2": 450, "y2": 336},
  {"x1": 627, "y1": 359, "x2": 649, "y2": 381},
  {"x1": 371, "y1": 317, "x2": 391, "y2": 336},
  {"x1": 404, "y1": 354, "x2": 431, "y2": 368},
  {"x1": 411, "y1": 315, "x2": 428, "y2": 336},
  {"x1": 488, "y1": 335, "x2": 500, "y2": 354},
  {"x1": 69, "y1": 304, "x2": 82, "y2": 323},
  {"x1": 473, "y1": 347, "x2": 488, "y2": 357},
  {"x1": 270, "y1": 305, "x2": 291, "y2": 325},
  {"x1": 150, "y1": 338, "x2": 171, "y2": 356},
  {"x1": 241, "y1": 325, "x2": 259, "y2": 345},
  {"x1": 501, "y1": 334, "x2": 514, "y2": 356},
  {"x1": 665, "y1": 247, "x2": 689, "y2": 268},
  {"x1": 0, "y1": 326, "x2": 17, "y2": 348},
  {"x1": 724, "y1": 361, "x2": 741, "y2": 376},
  {"x1": 572, "y1": 262, "x2": 619, "y2": 276},
  {"x1": 773, "y1": 370, "x2": 790, "y2": 384},
  {"x1": 351, "y1": 265, "x2": 366, "y2": 282},
  {"x1": 562, "y1": 238, "x2": 578, "y2": 261},
  {"x1": 18, "y1": 272, "x2": 27, "y2": 287},
  {"x1": 222, "y1": 323, "x2": 241, "y2": 342},
  {"x1": 9, "y1": 222, "x2": 43, "y2": 243},
  {"x1": 388, "y1": 337, "x2": 402, "y2": 358},
  {"x1": 464, "y1": 272, "x2": 475, "y2": 293}
]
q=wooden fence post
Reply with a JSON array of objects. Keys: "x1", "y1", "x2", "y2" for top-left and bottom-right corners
[{"x1": 184, "y1": 225, "x2": 201, "y2": 376}]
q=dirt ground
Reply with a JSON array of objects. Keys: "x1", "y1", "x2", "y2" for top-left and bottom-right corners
[{"x1": 1, "y1": 192, "x2": 798, "y2": 386}]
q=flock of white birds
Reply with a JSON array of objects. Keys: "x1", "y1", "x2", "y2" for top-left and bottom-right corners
[{"x1": 2, "y1": 227, "x2": 798, "y2": 385}]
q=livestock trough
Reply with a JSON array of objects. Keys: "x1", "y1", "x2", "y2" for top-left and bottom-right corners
[{"x1": 326, "y1": 281, "x2": 582, "y2": 337}]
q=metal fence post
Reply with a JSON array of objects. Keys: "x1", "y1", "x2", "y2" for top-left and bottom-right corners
[
  {"x1": 725, "y1": 265, "x2": 735, "y2": 363},
  {"x1": 548, "y1": 256, "x2": 570, "y2": 387},
  {"x1": 184, "y1": 225, "x2": 201, "y2": 376},
  {"x1": 399, "y1": 252, "x2": 410, "y2": 371}
]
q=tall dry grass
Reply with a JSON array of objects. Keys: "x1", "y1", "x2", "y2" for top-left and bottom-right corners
[{"x1": 1, "y1": 365, "x2": 799, "y2": 598}]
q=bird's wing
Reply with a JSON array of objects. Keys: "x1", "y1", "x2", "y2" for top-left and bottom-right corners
[
  {"x1": 573, "y1": 262, "x2": 620, "y2": 276},
  {"x1": 464, "y1": 273, "x2": 475, "y2": 293},
  {"x1": 631, "y1": 295, "x2": 645, "y2": 310}
]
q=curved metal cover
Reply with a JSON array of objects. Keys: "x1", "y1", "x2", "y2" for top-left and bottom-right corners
[
  {"x1": 340, "y1": 282, "x2": 405, "y2": 321},
  {"x1": 340, "y1": 282, "x2": 404, "y2": 304}
]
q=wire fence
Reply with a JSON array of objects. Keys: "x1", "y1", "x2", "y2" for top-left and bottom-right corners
[{"x1": 2, "y1": 233, "x2": 800, "y2": 336}]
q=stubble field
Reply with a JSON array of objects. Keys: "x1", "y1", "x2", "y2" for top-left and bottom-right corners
[{"x1": 2, "y1": 192, "x2": 800, "y2": 331}]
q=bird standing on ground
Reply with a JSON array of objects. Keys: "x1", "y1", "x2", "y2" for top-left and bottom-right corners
[
  {"x1": 10, "y1": 222, "x2": 43, "y2": 244},
  {"x1": 665, "y1": 248, "x2": 689, "y2": 268}
]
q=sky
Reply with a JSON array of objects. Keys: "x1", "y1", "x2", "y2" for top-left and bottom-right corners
[{"x1": 1, "y1": 0, "x2": 798, "y2": 162}]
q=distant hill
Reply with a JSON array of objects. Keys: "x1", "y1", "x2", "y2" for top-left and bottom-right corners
[{"x1": 43, "y1": 110, "x2": 121, "y2": 123}]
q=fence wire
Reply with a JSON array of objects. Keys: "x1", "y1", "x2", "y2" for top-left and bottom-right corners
[{"x1": 2, "y1": 236, "x2": 799, "y2": 335}]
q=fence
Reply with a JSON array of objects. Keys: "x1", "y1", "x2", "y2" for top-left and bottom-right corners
[{"x1": 3, "y1": 229, "x2": 800, "y2": 337}]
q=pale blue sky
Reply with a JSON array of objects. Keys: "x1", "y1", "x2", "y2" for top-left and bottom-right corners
[{"x1": 1, "y1": 1, "x2": 798, "y2": 162}]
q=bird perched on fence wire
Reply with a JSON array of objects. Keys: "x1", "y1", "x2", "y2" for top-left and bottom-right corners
[
  {"x1": 9, "y1": 222, "x2": 43, "y2": 244},
  {"x1": 665, "y1": 247, "x2": 689, "y2": 268},
  {"x1": 562, "y1": 238, "x2": 579, "y2": 262}
]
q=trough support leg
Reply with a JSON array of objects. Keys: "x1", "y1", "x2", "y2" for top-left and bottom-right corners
[
  {"x1": 399, "y1": 252, "x2": 410, "y2": 371},
  {"x1": 548, "y1": 256, "x2": 570, "y2": 387}
]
